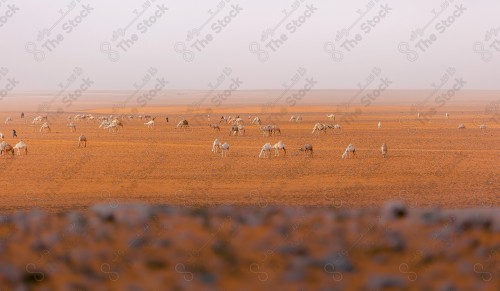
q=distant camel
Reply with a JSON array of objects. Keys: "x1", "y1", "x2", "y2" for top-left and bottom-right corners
[
  {"x1": 259, "y1": 143, "x2": 273, "y2": 158},
  {"x1": 78, "y1": 135, "x2": 87, "y2": 148},
  {"x1": 40, "y1": 123, "x2": 51, "y2": 133},
  {"x1": 67, "y1": 122, "x2": 76, "y2": 132},
  {"x1": 177, "y1": 119, "x2": 189, "y2": 128},
  {"x1": 212, "y1": 139, "x2": 221, "y2": 153},
  {"x1": 342, "y1": 144, "x2": 356, "y2": 159},
  {"x1": 299, "y1": 144, "x2": 313, "y2": 157},
  {"x1": 144, "y1": 120, "x2": 155, "y2": 128},
  {"x1": 0, "y1": 141, "x2": 14, "y2": 157},
  {"x1": 13, "y1": 141, "x2": 28, "y2": 155},
  {"x1": 209, "y1": 124, "x2": 221, "y2": 132},
  {"x1": 327, "y1": 114, "x2": 336, "y2": 120},
  {"x1": 221, "y1": 143, "x2": 230, "y2": 157},
  {"x1": 273, "y1": 141, "x2": 286, "y2": 157},
  {"x1": 381, "y1": 143, "x2": 387, "y2": 158},
  {"x1": 457, "y1": 124, "x2": 466, "y2": 129},
  {"x1": 5, "y1": 117, "x2": 12, "y2": 124},
  {"x1": 378, "y1": 121, "x2": 382, "y2": 129}
]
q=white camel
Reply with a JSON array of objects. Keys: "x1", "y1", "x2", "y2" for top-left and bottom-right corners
[
  {"x1": 333, "y1": 124, "x2": 342, "y2": 129},
  {"x1": 259, "y1": 143, "x2": 273, "y2": 158},
  {"x1": 252, "y1": 117, "x2": 262, "y2": 125},
  {"x1": 479, "y1": 124, "x2": 487, "y2": 129},
  {"x1": 5, "y1": 117, "x2": 12, "y2": 124},
  {"x1": 381, "y1": 143, "x2": 387, "y2": 158},
  {"x1": 237, "y1": 125, "x2": 246, "y2": 136},
  {"x1": 378, "y1": 121, "x2": 382, "y2": 129},
  {"x1": 67, "y1": 122, "x2": 76, "y2": 132},
  {"x1": 177, "y1": 119, "x2": 189, "y2": 128},
  {"x1": 0, "y1": 141, "x2": 14, "y2": 157},
  {"x1": 273, "y1": 141, "x2": 286, "y2": 157},
  {"x1": 212, "y1": 139, "x2": 221, "y2": 153},
  {"x1": 445, "y1": 113, "x2": 449, "y2": 119},
  {"x1": 13, "y1": 141, "x2": 28, "y2": 155},
  {"x1": 312, "y1": 123, "x2": 329, "y2": 135},
  {"x1": 221, "y1": 143, "x2": 230, "y2": 157},
  {"x1": 290, "y1": 115, "x2": 297, "y2": 122},
  {"x1": 40, "y1": 123, "x2": 51, "y2": 133},
  {"x1": 0, "y1": 133, "x2": 4, "y2": 140},
  {"x1": 299, "y1": 144, "x2": 313, "y2": 157},
  {"x1": 78, "y1": 135, "x2": 87, "y2": 147},
  {"x1": 327, "y1": 114, "x2": 336, "y2": 121},
  {"x1": 342, "y1": 144, "x2": 356, "y2": 159},
  {"x1": 417, "y1": 113, "x2": 421, "y2": 119},
  {"x1": 458, "y1": 124, "x2": 466, "y2": 129},
  {"x1": 144, "y1": 120, "x2": 155, "y2": 128}
]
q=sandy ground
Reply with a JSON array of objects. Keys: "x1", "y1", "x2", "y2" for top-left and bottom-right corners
[{"x1": 0, "y1": 105, "x2": 498, "y2": 212}]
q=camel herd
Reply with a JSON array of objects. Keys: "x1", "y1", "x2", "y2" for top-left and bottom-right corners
[{"x1": 0, "y1": 110, "x2": 490, "y2": 160}]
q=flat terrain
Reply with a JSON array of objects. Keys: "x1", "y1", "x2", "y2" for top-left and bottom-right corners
[{"x1": 0, "y1": 105, "x2": 498, "y2": 212}]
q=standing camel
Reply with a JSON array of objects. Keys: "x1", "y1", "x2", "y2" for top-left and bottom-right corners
[
  {"x1": 342, "y1": 144, "x2": 356, "y2": 159},
  {"x1": 78, "y1": 135, "x2": 87, "y2": 148},
  {"x1": 381, "y1": 143, "x2": 387, "y2": 158},
  {"x1": 13, "y1": 141, "x2": 28, "y2": 155}
]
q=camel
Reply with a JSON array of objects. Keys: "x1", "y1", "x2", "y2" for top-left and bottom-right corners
[
  {"x1": 78, "y1": 135, "x2": 87, "y2": 147},
  {"x1": 0, "y1": 141, "x2": 14, "y2": 157},
  {"x1": 235, "y1": 118, "x2": 244, "y2": 125},
  {"x1": 209, "y1": 124, "x2": 221, "y2": 132},
  {"x1": 378, "y1": 121, "x2": 382, "y2": 129},
  {"x1": 229, "y1": 125, "x2": 240, "y2": 136},
  {"x1": 0, "y1": 133, "x2": 4, "y2": 139},
  {"x1": 327, "y1": 114, "x2": 336, "y2": 121},
  {"x1": 67, "y1": 122, "x2": 76, "y2": 132},
  {"x1": 381, "y1": 143, "x2": 387, "y2": 158},
  {"x1": 417, "y1": 113, "x2": 421, "y2": 119},
  {"x1": 40, "y1": 123, "x2": 51, "y2": 133},
  {"x1": 252, "y1": 117, "x2": 262, "y2": 125},
  {"x1": 299, "y1": 144, "x2": 313, "y2": 157},
  {"x1": 445, "y1": 113, "x2": 449, "y2": 119},
  {"x1": 13, "y1": 141, "x2": 28, "y2": 155},
  {"x1": 457, "y1": 124, "x2": 466, "y2": 129},
  {"x1": 212, "y1": 139, "x2": 221, "y2": 153},
  {"x1": 145, "y1": 120, "x2": 155, "y2": 128},
  {"x1": 479, "y1": 124, "x2": 487, "y2": 129},
  {"x1": 259, "y1": 143, "x2": 273, "y2": 158},
  {"x1": 312, "y1": 123, "x2": 329, "y2": 135},
  {"x1": 32, "y1": 116, "x2": 47, "y2": 125},
  {"x1": 273, "y1": 141, "x2": 286, "y2": 157},
  {"x1": 333, "y1": 124, "x2": 342, "y2": 129},
  {"x1": 290, "y1": 115, "x2": 302, "y2": 123},
  {"x1": 221, "y1": 143, "x2": 230, "y2": 157},
  {"x1": 5, "y1": 117, "x2": 12, "y2": 124},
  {"x1": 177, "y1": 119, "x2": 189, "y2": 128},
  {"x1": 342, "y1": 144, "x2": 356, "y2": 159},
  {"x1": 237, "y1": 125, "x2": 245, "y2": 136}
]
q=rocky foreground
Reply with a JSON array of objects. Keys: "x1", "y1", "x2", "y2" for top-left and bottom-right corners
[{"x1": 0, "y1": 202, "x2": 499, "y2": 290}]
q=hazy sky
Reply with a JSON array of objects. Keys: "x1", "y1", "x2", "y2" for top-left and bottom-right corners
[{"x1": 0, "y1": 0, "x2": 499, "y2": 91}]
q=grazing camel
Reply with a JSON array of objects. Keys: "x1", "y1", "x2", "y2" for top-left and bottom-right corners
[
  {"x1": 221, "y1": 143, "x2": 230, "y2": 157},
  {"x1": 212, "y1": 139, "x2": 221, "y2": 153},
  {"x1": 299, "y1": 144, "x2": 313, "y2": 157},
  {"x1": 381, "y1": 143, "x2": 388, "y2": 158},
  {"x1": 259, "y1": 143, "x2": 273, "y2": 158},
  {"x1": 479, "y1": 124, "x2": 487, "y2": 129},
  {"x1": 78, "y1": 135, "x2": 87, "y2": 147},
  {"x1": 457, "y1": 124, "x2": 466, "y2": 129},
  {"x1": 333, "y1": 124, "x2": 342, "y2": 129},
  {"x1": 229, "y1": 125, "x2": 240, "y2": 136},
  {"x1": 327, "y1": 114, "x2": 336, "y2": 121},
  {"x1": 144, "y1": 120, "x2": 155, "y2": 128},
  {"x1": 290, "y1": 115, "x2": 303, "y2": 123},
  {"x1": 273, "y1": 141, "x2": 286, "y2": 157},
  {"x1": 209, "y1": 124, "x2": 221, "y2": 132},
  {"x1": 40, "y1": 123, "x2": 51, "y2": 133},
  {"x1": 5, "y1": 117, "x2": 12, "y2": 124},
  {"x1": 252, "y1": 117, "x2": 262, "y2": 125},
  {"x1": 13, "y1": 141, "x2": 28, "y2": 155},
  {"x1": 312, "y1": 123, "x2": 329, "y2": 135},
  {"x1": 342, "y1": 144, "x2": 356, "y2": 159},
  {"x1": 0, "y1": 141, "x2": 14, "y2": 157},
  {"x1": 67, "y1": 122, "x2": 76, "y2": 132},
  {"x1": 177, "y1": 119, "x2": 189, "y2": 128},
  {"x1": 378, "y1": 121, "x2": 382, "y2": 129},
  {"x1": 0, "y1": 133, "x2": 4, "y2": 139},
  {"x1": 237, "y1": 125, "x2": 245, "y2": 135}
]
